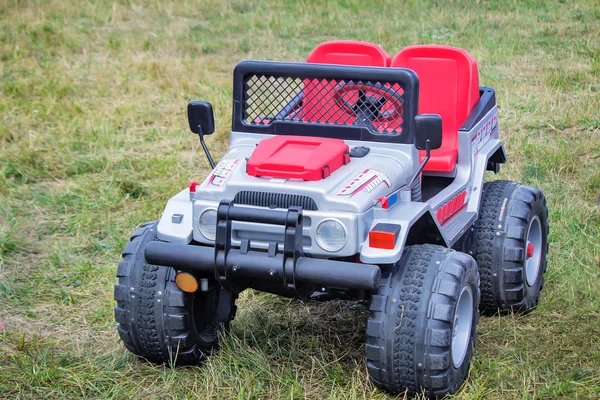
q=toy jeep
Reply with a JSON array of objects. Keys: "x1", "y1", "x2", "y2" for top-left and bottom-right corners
[{"x1": 114, "y1": 42, "x2": 549, "y2": 397}]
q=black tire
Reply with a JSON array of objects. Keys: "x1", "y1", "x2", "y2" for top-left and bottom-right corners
[
  {"x1": 366, "y1": 245, "x2": 480, "y2": 398},
  {"x1": 472, "y1": 180, "x2": 549, "y2": 315},
  {"x1": 114, "y1": 222, "x2": 235, "y2": 365}
]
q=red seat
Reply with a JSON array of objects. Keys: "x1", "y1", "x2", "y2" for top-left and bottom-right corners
[
  {"x1": 391, "y1": 45, "x2": 480, "y2": 172},
  {"x1": 303, "y1": 41, "x2": 393, "y2": 127},
  {"x1": 307, "y1": 40, "x2": 391, "y2": 67}
]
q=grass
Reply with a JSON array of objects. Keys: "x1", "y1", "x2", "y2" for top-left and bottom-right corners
[{"x1": 1, "y1": 0, "x2": 599, "y2": 398}]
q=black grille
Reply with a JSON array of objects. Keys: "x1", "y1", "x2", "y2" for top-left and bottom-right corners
[
  {"x1": 234, "y1": 191, "x2": 318, "y2": 211},
  {"x1": 243, "y1": 75, "x2": 405, "y2": 135}
]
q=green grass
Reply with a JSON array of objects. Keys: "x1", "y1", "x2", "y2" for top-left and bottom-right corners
[{"x1": 1, "y1": 0, "x2": 599, "y2": 398}]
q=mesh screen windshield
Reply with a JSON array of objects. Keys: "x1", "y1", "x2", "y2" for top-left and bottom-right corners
[{"x1": 243, "y1": 75, "x2": 406, "y2": 135}]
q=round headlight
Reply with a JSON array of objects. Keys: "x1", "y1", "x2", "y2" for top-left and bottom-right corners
[
  {"x1": 316, "y1": 219, "x2": 347, "y2": 252},
  {"x1": 198, "y1": 209, "x2": 217, "y2": 241}
]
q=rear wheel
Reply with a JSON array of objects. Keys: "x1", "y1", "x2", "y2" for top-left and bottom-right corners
[
  {"x1": 472, "y1": 181, "x2": 549, "y2": 314},
  {"x1": 366, "y1": 245, "x2": 480, "y2": 397},
  {"x1": 114, "y1": 222, "x2": 235, "y2": 365}
]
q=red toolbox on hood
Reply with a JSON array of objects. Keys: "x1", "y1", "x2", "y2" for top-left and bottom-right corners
[{"x1": 247, "y1": 136, "x2": 350, "y2": 181}]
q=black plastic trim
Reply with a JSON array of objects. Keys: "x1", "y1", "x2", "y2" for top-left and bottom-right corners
[
  {"x1": 145, "y1": 241, "x2": 381, "y2": 290},
  {"x1": 488, "y1": 146, "x2": 507, "y2": 164},
  {"x1": 234, "y1": 191, "x2": 318, "y2": 211},
  {"x1": 232, "y1": 60, "x2": 420, "y2": 144},
  {"x1": 349, "y1": 146, "x2": 370, "y2": 158},
  {"x1": 459, "y1": 86, "x2": 496, "y2": 131},
  {"x1": 372, "y1": 223, "x2": 401, "y2": 240},
  {"x1": 272, "y1": 121, "x2": 364, "y2": 140}
]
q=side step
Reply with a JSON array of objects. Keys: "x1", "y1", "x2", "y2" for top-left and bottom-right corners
[{"x1": 442, "y1": 211, "x2": 477, "y2": 245}]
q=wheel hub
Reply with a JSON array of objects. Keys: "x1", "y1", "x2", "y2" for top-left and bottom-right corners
[
  {"x1": 451, "y1": 286, "x2": 474, "y2": 368},
  {"x1": 525, "y1": 216, "x2": 542, "y2": 286},
  {"x1": 526, "y1": 242, "x2": 534, "y2": 259}
]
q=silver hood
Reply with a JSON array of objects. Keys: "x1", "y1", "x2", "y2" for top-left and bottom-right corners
[{"x1": 193, "y1": 138, "x2": 409, "y2": 214}]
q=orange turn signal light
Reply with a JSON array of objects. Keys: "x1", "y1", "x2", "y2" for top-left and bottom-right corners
[
  {"x1": 368, "y1": 223, "x2": 401, "y2": 250},
  {"x1": 369, "y1": 231, "x2": 396, "y2": 249},
  {"x1": 175, "y1": 272, "x2": 199, "y2": 293}
]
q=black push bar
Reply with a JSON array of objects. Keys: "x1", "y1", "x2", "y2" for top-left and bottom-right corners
[
  {"x1": 145, "y1": 200, "x2": 381, "y2": 291},
  {"x1": 144, "y1": 241, "x2": 381, "y2": 290},
  {"x1": 218, "y1": 205, "x2": 292, "y2": 225}
]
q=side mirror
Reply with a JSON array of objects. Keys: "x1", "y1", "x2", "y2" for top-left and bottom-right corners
[
  {"x1": 188, "y1": 100, "x2": 215, "y2": 135},
  {"x1": 414, "y1": 114, "x2": 443, "y2": 151}
]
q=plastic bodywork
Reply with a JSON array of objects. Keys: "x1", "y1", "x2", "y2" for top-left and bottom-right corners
[
  {"x1": 157, "y1": 104, "x2": 503, "y2": 265},
  {"x1": 189, "y1": 134, "x2": 410, "y2": 258}
]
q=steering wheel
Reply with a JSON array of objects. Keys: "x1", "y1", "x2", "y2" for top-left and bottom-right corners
[{"x1": 333, "y1": 82, "x2": 403, "y2": 124}]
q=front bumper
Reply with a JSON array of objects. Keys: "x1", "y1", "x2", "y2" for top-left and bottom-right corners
[
  {"x1": 193, "y1": 200, "x2": 364, "y2": 257},
  {"x1": 145, "y1": 201, "x2": 380, "y2": 291}
]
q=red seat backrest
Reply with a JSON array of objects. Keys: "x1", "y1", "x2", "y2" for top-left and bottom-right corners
[
  {"x1": 307, "y1": 40, "x2": 391, "y2": 67},
  {"x1": 391, "y1": 45, "x2": 480, "y2": 172},
  {"x1": 303, "y1": 41, "x2": 392, "y2": 126}
]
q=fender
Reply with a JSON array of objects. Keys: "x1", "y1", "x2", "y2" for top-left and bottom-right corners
[
  {"x1": 360, "y1": 104, "x2": 507, "y2": 265},
  {"x1": 468, "y1": 141, "x2": 507, "y2": 215},
  {"x1": 156, "y1": 189, "x2": 194, "y2": 244},
  {"x1": 359, "y1": 199, "x2": 448, "y2": 264}
]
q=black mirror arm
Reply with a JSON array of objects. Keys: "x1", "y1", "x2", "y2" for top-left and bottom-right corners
[
  {"x1": 408, "y1": 139, "x2": 431, "y2": 189},
  {"x1": 197, "y1": 125, "x2": 216, "y2": 169}
]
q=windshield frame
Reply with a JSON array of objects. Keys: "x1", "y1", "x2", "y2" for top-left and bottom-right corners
[{"x1": 232, "y1": 60, "x2": 420, "y2": 145}]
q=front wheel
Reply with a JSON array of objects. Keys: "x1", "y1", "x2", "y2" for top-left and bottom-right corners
[
  {"x1": 366, "y1": 245, "x2": 480, "y2": 398},
  {"x1": 114, "y1": 222, "x2": 236, "y2": 365}
]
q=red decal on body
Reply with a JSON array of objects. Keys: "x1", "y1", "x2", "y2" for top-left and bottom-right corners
[
  {"x1": 337, "y1": 170, "x2": 391, "y2": 197},
  {"x1": 436, "y1": 189, "x2": 469, "y2": 225},
  {"x1": 202, "y1": 159, "x2": 238, "y2": 187}
]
